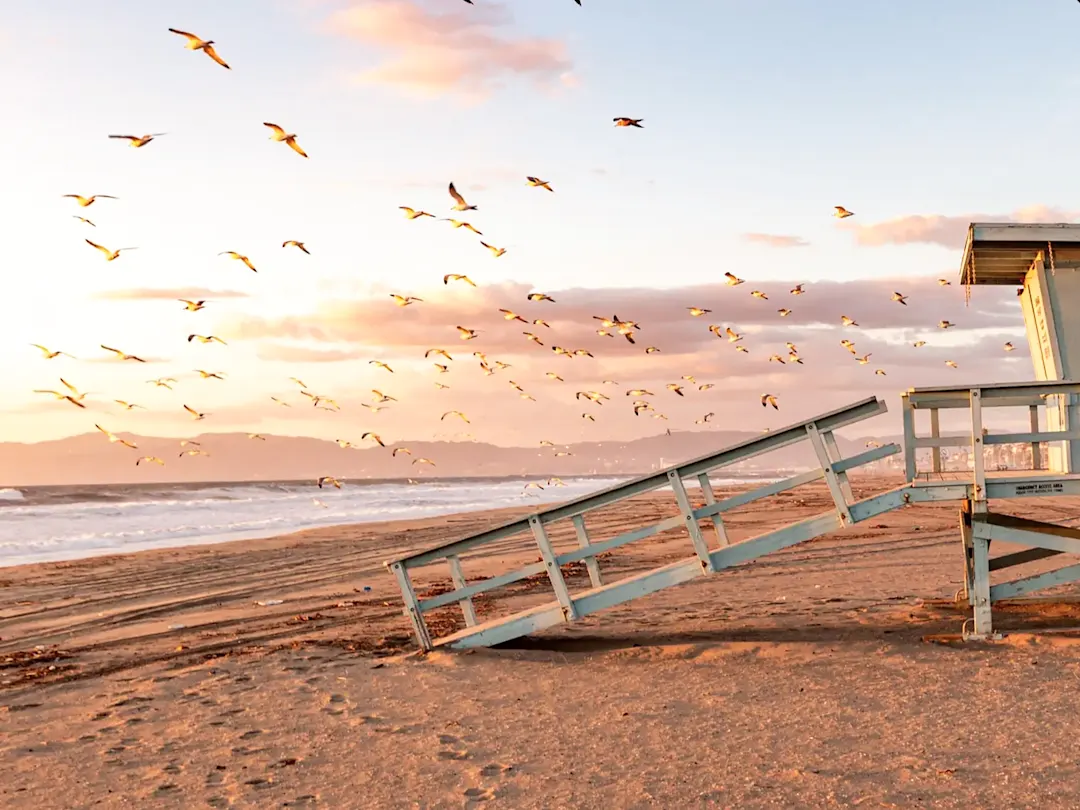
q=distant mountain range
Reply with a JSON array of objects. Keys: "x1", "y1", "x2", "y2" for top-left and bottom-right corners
[{"x1": 0, "y1": 428, "x2": 905, "y2": 487}]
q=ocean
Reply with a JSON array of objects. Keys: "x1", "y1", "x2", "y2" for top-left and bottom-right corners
[{"x1": 0, "y1": 474, "x2": 770, "y2": 568}]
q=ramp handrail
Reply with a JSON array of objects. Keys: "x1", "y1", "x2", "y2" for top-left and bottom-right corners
[{"x1": 386, "y1": 396, "x2": 898, "y2": 650}]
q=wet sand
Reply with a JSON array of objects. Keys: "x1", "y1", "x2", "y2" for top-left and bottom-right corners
[{"x1": 5, "y1": 474, "x2": 1080, "y2": 808}]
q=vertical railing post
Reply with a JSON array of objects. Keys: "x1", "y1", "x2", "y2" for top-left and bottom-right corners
[
  {"x1": 901, "y1": 394, "x2": 917, "y2": 481},
  {"x1": 970, "y1": 522, "x2": 994, "y2": 637},
  {"x1": 446, "y1": 555, "x2": 477, "y2": 627},
  {"x1": 970, "y1": 389, "x2": 986, "y2": 504},
  {"x1": 571, "y1": 514, "x2": 603, "y2": 588},
  {"x1": 820, "y1": 430, "x2": 855, "y2": 504},
  {"x1": 1030, "y1": 404, "x2": 1042, "y2": 470},
  {"x1": 529, "y1": 516, "x2": 578, "y2": 622},
  {"x1": 668, "y1": 471, "x2": 715, "y2": 572},
  {"x1": 930, "y1": 408, "x2": 942, "y2": 474},
  {"x1": 696, "y1": 473, "x2": 730, "y2": 547},
  {"x1": 390, "y1": 561, "x2": 433, "y2": 651},
  {"x1": 806, "y1": 422, "x2": 853, "y2": 525}
]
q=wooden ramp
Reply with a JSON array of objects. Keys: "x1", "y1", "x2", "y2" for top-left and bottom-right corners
[{"x1": 385, "y1": 395, "x2": 908, "y2": 651}]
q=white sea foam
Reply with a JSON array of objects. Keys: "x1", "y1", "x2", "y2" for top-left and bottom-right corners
[{"x1": 0, "y1": 475, "x2": 769, "y2": 567}]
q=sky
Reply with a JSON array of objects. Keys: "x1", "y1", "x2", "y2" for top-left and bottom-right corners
[{"x1": 2, "y1": 0, "x2": 1077, "y2": 451}]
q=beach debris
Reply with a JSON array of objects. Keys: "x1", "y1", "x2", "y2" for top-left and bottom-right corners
[{"x1": 255, "y1": 599, "x2": 284, "y2": 607}]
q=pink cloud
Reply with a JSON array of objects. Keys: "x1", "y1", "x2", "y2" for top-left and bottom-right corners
[
  {"x1": 326, "y1": 1, "x2": 574, "y2": 100},
  {"x1": 742, "y1": 233, "x2": 809, "y2": 248},
  {"x1": 846, "y1": 205, "x2": 1080, "y2": 249}
]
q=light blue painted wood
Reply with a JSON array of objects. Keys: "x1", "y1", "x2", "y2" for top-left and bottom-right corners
[
  {"x1": 983, "y1": 430, "x2": 1080, "y2": 445},
  {"x1": 446, "y1": 555, "x2": 476, "y2": 627},
  {"x1": 973, "y1": 521, "x2": 1080, "y2": 556},
  {"x1": 831, "y1": 443, "x2": 900, "y2": 474},
  {"x1": 805, "y1": 423, "x2": 852, "y2": 524},
  {"x1": 971, "y1": 534, "x2": 993, "y2": 635},
  {"x1": 668, "y1": 471, "x2": 714, "y2": 573},
  {"x1": 901, "y1": 396, "x2": 917, "y2": 481},
  {"x1": 390, "y1": 561, "x2": 433, "y2": 651},
  {"x1": 419, "y1": 561, "x2": 546, "y2": 611},
  {"x1": 530, "y1": 516, "x2": 577, "y2": 622},
  {"x1": 572, "y1": 514, "x2": 603, "y2": 588},
  {"x1": 990, "y1": 562, "x2": 1080, "y2": 601},
  {"x1": 556, "y1": 515, "x2": 684, "y2": 565},
  {"x1": 696, "y1": 473, "x2": 730, "y2": 547}
]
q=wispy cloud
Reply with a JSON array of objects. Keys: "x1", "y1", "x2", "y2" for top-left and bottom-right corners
[
  {"x1": 255, "y1": 343, "x2": 369, "y2": 364},
  {"x1": 93, "y1": 288, "x2": 250, "y2": 301},
  {"x1": 845, "y1": 205, "x2": 1080, "y2": 249},
  {"x1": 326, "y1": 0, "x2": 574, "y2": 101},
  {"x1": 742, "y1": 233, "x2": 809, "y2": 248}
]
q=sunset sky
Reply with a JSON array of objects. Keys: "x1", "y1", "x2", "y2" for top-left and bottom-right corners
[{"x1": 2, "y1": 0, "x2": 1077, "y2": 448}]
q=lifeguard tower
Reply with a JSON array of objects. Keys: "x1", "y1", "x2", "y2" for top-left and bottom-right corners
[{"x1": 385, "y1": 223, "x2": 1080, "y2": 649}]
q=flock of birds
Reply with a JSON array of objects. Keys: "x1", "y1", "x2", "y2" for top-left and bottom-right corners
[{"x1": 30, "y1": 21, "x2": 1018, "y2": 498}]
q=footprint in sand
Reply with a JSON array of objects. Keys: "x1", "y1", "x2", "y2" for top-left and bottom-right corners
[
  {"x1": 206, "y1": 797, "x2": 229, "y2": 808},
  {"x1": 239, "y1": 730, "x2": 263, "y2": 740},
  {"x1": 438, "y1": 750, "x2": 470, "y2": 761},
  {"x1": 463, "y1": 787, "x2": 496, "y2": 801},
  {"x1": 162, "y1": 764, "x2": 182, "y2": 775},
  {"x1": 350, "y1": 714, "x2": 385, "y2": 728},
  {"x1": 6, "y1": 702, "x2": 42, "y2": 712},
  {"x1": 245, "y1": 777, "x2": 274, "y2": 790},
  {"x1": 231, "y1": 746, "x2": 267, "y2": 757},
  {"x1": 110, "y1": 696, "x2": 153, "y2": 708},
  {"x1": 437, "y1": 733, "x2": 470, "y2": 761},
  {"x1": 283, "y1": 796, "x2": 317, "y2": 807},
  {"x1": 478, "y1": 763, "x2": 514, "y2": 779}
]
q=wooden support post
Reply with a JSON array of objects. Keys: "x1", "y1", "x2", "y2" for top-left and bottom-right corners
[
  {"x1": 970, "y1": 389, "x2": 986, "y2": 503},
  {"x1": 971, "y1": 527, "x2": 994, "y2": 636},
  {"x1": 669, "y1": 471, "x2": 715, "y2": 572},
  {"x1": 1030, "y1": 405, "x2": 1042, "y2": 470},
  {"x1": 806, "y1": 422, "x2": 853, "y2": 525},
  {"x1": 696, "y1": 473, "x2": 730, "y2": 547},
  {"x1": 446, "y1": 555, "x2": 477, "y2": 627},
  {"x1": 901, "y1": 395, "x2": 917, "y2": 481},
  {"x1": 529, "y1": 516, "x2": 578, "y2": 622},
  {"x1": 958, "y1": 499, "x2": 975, "y2": 606},
  {"x1": 930, "y1": 408, "x2": 942, "y2": 474},
  {"x1": 390, "y1": 561, "x2": 433, "y2": 651},
  {"x1": 571, "y1": 514, "x2": 603, "y2": 588}
]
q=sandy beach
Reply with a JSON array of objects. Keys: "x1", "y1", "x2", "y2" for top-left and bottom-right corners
[{"x1": 6, "y1": 474, "x2": 1080, "y2": 808}]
